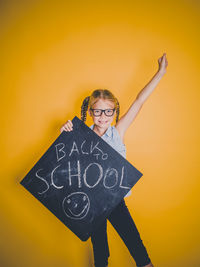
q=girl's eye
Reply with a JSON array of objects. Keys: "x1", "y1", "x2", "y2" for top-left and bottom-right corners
[{"x1": 105, "y1": 109, "x2": 113, "y2": 115}]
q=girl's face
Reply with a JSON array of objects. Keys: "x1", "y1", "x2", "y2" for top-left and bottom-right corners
[{"x1": 88, "y1": 98, "x2": 116, "y2": 129}]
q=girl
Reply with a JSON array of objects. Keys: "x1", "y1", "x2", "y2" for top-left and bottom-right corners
[{"x1": 60, "y1": 53, "x2": 168, "y2": 267}]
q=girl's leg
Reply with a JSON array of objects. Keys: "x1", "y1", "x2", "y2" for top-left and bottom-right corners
[
  {"x1": 107, "y1": 199, "x2": 153, "y2": 267},
  {"x1": 90, "y1": 219, "x2": 110, "y2": 267}
]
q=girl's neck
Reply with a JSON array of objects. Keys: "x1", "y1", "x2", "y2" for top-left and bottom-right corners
[{"x1": 93, "y1": 124, "x2": 109, "y2": 137}]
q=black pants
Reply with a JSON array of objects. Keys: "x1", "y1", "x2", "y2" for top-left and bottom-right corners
[{"x1": 90, "y1": 199, "x2": 152, "y2": 267}]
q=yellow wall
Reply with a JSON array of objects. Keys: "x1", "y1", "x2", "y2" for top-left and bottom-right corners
[{"x1": 1, "y1": 1, "x2": 199, "y2": 266}]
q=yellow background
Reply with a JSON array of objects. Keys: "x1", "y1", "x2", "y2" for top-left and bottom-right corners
[{"x1": 1, "y1": 0, "x2": 199, "y2": 266}]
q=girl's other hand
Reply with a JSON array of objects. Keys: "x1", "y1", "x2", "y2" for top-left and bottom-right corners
[
  {"x1": 60, "y1": 119, "x2": 73, "y2": 133},
  {"x1": 158, "y1": 53, "x2": 168, "y2": 75}
]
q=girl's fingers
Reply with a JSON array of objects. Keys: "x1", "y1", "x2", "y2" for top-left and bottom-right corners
[
  {"x1": 65, "y1": 120, "x2": 73, "y2": 128},
  {"x1": 65, "y1": 125, "x2": 73, "y2": 131},
  {"x1": 63, "y1": 122, "x2": 73, "y2": 131},
  {"x1": 60, "y1": 119, "x2": 73, "y2": 133},
  {"x1": 68, "y1": 120, "x2": 73, "y2": 128}
]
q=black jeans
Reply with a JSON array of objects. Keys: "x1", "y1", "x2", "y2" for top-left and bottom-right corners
[{"x1": 90, "y1": 199, "x2": 152, "y2": 267}]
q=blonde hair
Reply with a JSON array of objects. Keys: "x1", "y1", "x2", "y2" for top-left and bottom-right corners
[{"x1": 81, "y1": 89, "x2": 120, "y2": 123}]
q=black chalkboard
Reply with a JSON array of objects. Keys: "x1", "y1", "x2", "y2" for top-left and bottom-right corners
[{"x1": 20, "y1": 116, "x2": 143, "y2": 241}]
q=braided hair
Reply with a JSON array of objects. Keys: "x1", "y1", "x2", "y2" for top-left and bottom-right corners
[
  {"x1": 115, "y1": 97, "x2": 120, "y2": 123},
  {"x1": 81, "y1": 96, "x2": 90, "y2": 123},
  {"x1": 81, "y1": 89, "x2": 120, "y2": 124}
]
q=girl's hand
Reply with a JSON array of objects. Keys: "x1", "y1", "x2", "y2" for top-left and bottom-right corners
[
  {"x1": 158, "y1": 53, "x2": 168, "y2": 75},
  {"x1": 60, "y1": 119, "x2": 73, "y2": 133}
]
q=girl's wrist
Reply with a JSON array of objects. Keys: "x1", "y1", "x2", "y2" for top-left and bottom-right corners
[{"x1": 157, "y1": 69, "x2": 166, "y2": 77}]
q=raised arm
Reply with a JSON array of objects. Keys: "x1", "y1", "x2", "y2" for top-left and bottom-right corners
[{"x1": 115, "y1": 53, "x2": 168, "y2": 142}]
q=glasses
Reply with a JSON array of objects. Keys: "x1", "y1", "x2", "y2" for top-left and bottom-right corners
[{"x1": 90, "y1": 108, "x2": 115, "y2": 117}]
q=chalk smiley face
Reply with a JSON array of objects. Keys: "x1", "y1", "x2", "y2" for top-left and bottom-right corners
[{"x1": 62, "y1": 192, "x2": 90, "y2": 220}]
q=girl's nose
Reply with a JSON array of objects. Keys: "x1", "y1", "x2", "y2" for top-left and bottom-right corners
[{"x1": 100, "y1": 112, "x2": 107, "y2": 119}]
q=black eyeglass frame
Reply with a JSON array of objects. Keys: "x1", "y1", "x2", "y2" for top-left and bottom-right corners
[{"x1": 90, "y1": 108, "x2": 116, "y2": 117}]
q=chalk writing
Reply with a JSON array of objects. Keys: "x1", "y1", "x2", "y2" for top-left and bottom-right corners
[
  {"x1": 35, "y1": 161, "x2": 131, "y2": 196},
  {"x1": 55, "y1": 140, "x2": 108, "y2": 162}
]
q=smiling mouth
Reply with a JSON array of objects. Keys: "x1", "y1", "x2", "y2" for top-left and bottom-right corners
[{"x1": 68, "y1": 203, "x2": 89, "y2": 217}]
